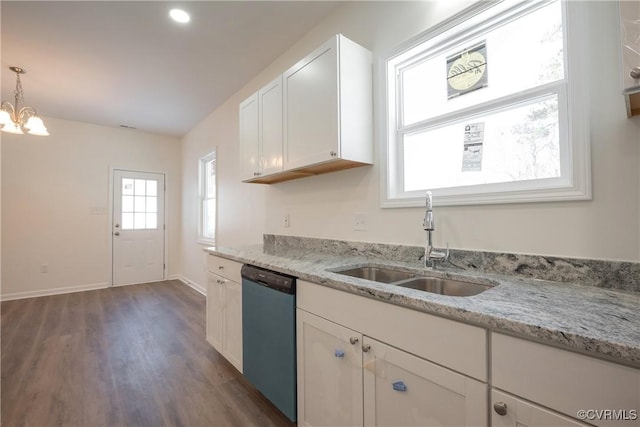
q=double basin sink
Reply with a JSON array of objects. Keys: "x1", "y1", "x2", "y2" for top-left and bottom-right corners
[{"x1": 335, "y1": 266, "x2": 493, "y2": 297}]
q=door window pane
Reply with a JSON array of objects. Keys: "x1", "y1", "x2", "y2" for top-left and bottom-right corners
[
  {"x1": 134, "y1": 212, "x2": 146, "y2": 230},
  {"x1": 147, "y1": 180, "x2": 157, "y2": 197},
  {"x1": 121, "y1": 178, "x2": 160, "y2": 230},
  {"x1": 122, "y1": 179, "x2": 134, "y2": 195},
  {"x1": 122, "y1": 195, "x2": 134, "y2": 212},
  {"x1": 134, "y1": 196, "x2": 146, "y2": 213},
  {"x1": 134, "y1": 179, "x2": 146, "y2": 196},
  {"x1": 146, "y1": 196, "x2": 157, "y2": 213},
  {"x1": 122, "y1": 213, "x2": 134, "y2": 229}
]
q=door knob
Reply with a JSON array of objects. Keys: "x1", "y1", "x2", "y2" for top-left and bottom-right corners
[
  {"x1": 630, "y1": 67, "x2": 640, "y2": 79},
  {"x1": 114, "y1": 231, "x2": 120, "y2": 236},
  {"x1": 493, "y1": 402, "x2": 507, "y2": 416}
]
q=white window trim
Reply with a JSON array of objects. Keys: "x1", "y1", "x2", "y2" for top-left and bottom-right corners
[
  {"x1": 198, "y1": 151, "x2": 216, "y2": 245},
  {"x1": 379, "y1": 0, "x2": 591, "y2": 208}
]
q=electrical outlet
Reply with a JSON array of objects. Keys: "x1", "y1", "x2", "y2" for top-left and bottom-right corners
[
  {"x1": 40, "y1": 264, "x2": 48, "y2": 273},
  {"x1": 353, "y1": 213, "x2": 368, "y2": 231},
  {"x1": 283, "y1": 213, "x2": 290, "y2": 228}
]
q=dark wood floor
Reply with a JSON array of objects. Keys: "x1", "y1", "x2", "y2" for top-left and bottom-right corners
[{"x1": 1, "y1": 280, "x2": 295, "y2": 427}]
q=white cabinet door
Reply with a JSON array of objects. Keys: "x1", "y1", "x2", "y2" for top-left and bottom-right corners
[
  {"x1": 620, "y1": 0, "x2": 640, "y2": 94},
  {"x1": 206, "y1": 274, "x2": 224, "y2": 352},
  {"x1": 491, "y1": 390, "x2": 588, "y2": 427},
  {"x1": 259, "y1": 76, "x2": 283, "y2": 176},
  {"x1": 223, "y1": 279, "x2": 242, "y2": 373},
  {"x1": 363, "y1": 337, "x2": 487, "y2": 427},
  {"x1": 239, "y1": 93, "x2": 260, "y2": 181},
  {"x1": 297, "y1": 309, "x2": 363, "y2": 427},
  {"x1": 284, "y1": 38, "x2": 339, "y2": 170}
]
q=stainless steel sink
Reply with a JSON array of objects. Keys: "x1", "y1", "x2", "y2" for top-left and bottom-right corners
[
  {"x1": 336, "y1": 266, "x2": 415, "y2": 283},
  {"x1": 392, "y1": 277, "x2": 492, "y2": 297},
  {"x1": 334, "y1": 265, "x2": 494, "y2": 296}
]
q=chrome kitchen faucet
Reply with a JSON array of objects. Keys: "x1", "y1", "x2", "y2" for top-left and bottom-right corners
[{"x1": 423, "y1": 191, "x2": 449, "y2": 269}]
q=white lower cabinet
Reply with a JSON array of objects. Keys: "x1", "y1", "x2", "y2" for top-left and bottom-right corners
[
  {"x1": 297, "y1": 309, "x2": 363, "y2": 427},
  {"x1": 206, "y1": 274, "x2": 225, "y2": 351},
  {"x1": 363, "y1": 337, "x2": 487, "y2": 427},
  {"x1": 221, "y1": 278, "x2": 242, "y2": 371},
  {"x1": 296, "y1": 280, "x2": 487, "y2": 427},
  {"x1": 491, "y1": 389, "x2": 588, "y2": 427},
  {"x1": 206, "y1": 255, "x2": 243, "y2": 373}
]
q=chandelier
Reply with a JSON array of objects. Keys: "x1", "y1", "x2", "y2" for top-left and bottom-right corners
[{"x1": 0, "y1": 66, "x2": 49, "y2": 136}]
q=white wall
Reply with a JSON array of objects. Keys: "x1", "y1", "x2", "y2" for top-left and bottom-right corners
[
  {"x1": 1, "y1": 117, "x2": 182, "y2": 299},
  {"x1": 181, "y1": 0, "x2": 640, "y2": 288}
]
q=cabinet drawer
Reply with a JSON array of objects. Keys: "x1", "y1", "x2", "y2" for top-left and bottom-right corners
[
  {"x1": 207, "y1": 255, "x2": 242, "y2": 281},
  {"x1": 491, "y1": 389, "x2": 588, "y2": 427},
  {"x1": 297, "y1": 280, "x2": 487, "y2": 381},
  {"x1": 492, "y1": 333, "x2": 640, "y2": 427}
]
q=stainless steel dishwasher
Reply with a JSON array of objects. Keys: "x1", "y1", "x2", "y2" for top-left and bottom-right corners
[{"x1": 241, "y1": 264, "x2": 297, "y2": 422}]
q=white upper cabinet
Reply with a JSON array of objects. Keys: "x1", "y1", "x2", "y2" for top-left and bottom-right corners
[
  {"x1": 239, "y1": 93, "x2": 260, "y2": 181},
  {"x1": 239, "y1": 76, "x2": 283, "y2": 182},
  {"x1": 619, "y1": 1, "x2": 640, "y2": 116},
  {"x1": 259, "y1": 76, "x2": 284, "y2": 176},
  {"x1": 238, "y1": 34, "x2": 373, "y2": 184},
  {"x1": 284, "y1": 34, "x2": 373, "y2": 172}
]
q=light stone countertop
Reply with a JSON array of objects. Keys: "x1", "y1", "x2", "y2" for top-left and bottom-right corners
[{"x1": 205, "y1": 243, "x2": 640, "y2": 368}]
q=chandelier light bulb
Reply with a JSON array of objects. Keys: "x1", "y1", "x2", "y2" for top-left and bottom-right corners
[
  {"x1": 1, "y1": 121, "x2": 24, "y2": 135},
  {"x1": 0, "y1": 109, "x2": 11, "y2": 126}
]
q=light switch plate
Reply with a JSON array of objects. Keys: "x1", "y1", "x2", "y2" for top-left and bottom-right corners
[{"x1": 353, "y1": 213, "x2": 367, "y2": 231}]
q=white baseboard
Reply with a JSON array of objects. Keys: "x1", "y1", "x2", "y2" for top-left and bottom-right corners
[
  {"x1": 170, "y1": 274, "x2": 206, "y2": 296},
  {"x1": 0, "y1": 281, "x2": 110, "y2": 302},
  {"x1": 1, "y1": 276, "x2": 207, "y2": 301}
]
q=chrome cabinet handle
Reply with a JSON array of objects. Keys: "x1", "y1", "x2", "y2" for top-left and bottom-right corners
[
  {"x1": 114, "y1": 231, "x2": 120, "y2": 236},
  {"x1": 349, "y1": 337, "x2": 359, "y2": 345},
  {"x1": 330, "y1": 150, "x2": 337, "y2": 157},
  {"x1": 631, "y1": 67, "x2": 640, "y2": 79},
  {"x1": 493, "y1": 402, "x2": 507, "y2": 416},
  {"x1": 362, "y1": 344, "x2": 371, "y2": 353},
  {"x1": 218, "y1": 265, "x2": 224, "y2": 270}
]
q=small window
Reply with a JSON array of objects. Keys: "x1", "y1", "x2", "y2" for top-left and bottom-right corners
[
  {"x1": 199, "y1": 151, "x2": 216, "y2": 244},
  {"x1": 121, "y1": 178, "x2": 158, "y2": 230},
  {"x1": 383, "y1": 0, "x2": 590, "y2": 207}
]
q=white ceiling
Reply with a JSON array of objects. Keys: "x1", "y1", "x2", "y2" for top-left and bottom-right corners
[{"x1": 1, "y1": 1, "x2": 341, "y2": 137}]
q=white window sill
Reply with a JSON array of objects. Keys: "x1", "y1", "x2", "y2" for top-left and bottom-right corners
[{"x1": 197, "y1": 238, "x2": 216, "y2": 247}]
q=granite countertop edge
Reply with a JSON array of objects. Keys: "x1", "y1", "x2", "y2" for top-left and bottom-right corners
[{"x1": 205, "y1": 245, "x2": 640, "y2": 368}]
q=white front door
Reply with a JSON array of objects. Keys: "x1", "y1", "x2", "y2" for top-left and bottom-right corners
[{"x1": 112, "y1": 169, "x2": 165, "y2": 286}]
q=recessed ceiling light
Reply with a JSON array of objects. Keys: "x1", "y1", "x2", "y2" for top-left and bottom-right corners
[{"x1": 169, "y1": 9, "x2": 190, "y2": 24}]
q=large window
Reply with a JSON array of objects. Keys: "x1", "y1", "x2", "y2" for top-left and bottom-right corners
[
  {"x1": 383, "y1": 0, "x2": 590, "y2": 207},
  {"x1": 199, "y1": 151, "x2": 216, "y2": 244}
]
